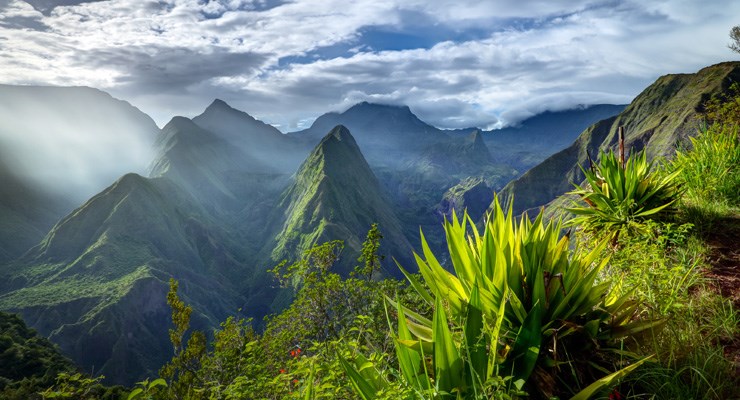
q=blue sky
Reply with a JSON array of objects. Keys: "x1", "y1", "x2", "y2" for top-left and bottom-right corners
[{"x1": 1, "y1": 0, "x2": 739, "y2": 131}]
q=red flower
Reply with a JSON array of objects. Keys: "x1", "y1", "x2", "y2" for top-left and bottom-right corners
[
  {"x1": 292, "y1": 379, "x2": 299, "y2": 384},
  {"x1": 279, "y1": 368, "x2": 286, "y2": 374}
]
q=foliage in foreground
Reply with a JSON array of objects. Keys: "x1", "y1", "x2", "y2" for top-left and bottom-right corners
[{"x1": 344, "y1": 198, "x2": 655, "y2": 399}]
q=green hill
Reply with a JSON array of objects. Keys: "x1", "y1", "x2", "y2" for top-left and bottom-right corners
[{"x1": 500, "y1": 62, "x2": 740, "y2": 214}]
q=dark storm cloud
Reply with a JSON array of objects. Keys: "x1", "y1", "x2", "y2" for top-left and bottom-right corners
[{"x1": 74, "y1": 46, "x2": 269, "y2": 94}]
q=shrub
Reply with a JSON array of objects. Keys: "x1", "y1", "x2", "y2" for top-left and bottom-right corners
[
  {"x1": 567, "y1": 148, "x2": 681, "y2": 242},
  {"x1": 344, "y1": 198, "x2": 655, "y2": 399}
]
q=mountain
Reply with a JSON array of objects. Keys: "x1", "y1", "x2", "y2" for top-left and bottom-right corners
[
  {"x1": 500, "y1": 62, "x2": 740, "y2": 214},
  {"x1": 266, "y1": 125, "x2": 412, "y2": 275},
  {"x1": 149, "y1": 116, "x2": 280, "y2": 212},
  {"x1": 0, "y1": 92, "x2": 636, "y2": 387},
  {"x1": 482, "y1": 104, "x2": 626, "y2": 172},
  {"x1": 192, "y1": 99, "x2": 305, "y2": 173},
  {"x1": 437, "y1": 177, "x2": 493, "y2": 221},
  {"x1": 0, "y1": 173, "x2": 249, "y2": 384},
  {"x1": 0, "y1": 85, "x2": 159, "y2": 204},
  {"x1": 414, "y1": 130, "x2": 492, "y2": 175},
  {"x1": 290, "y1": 102, "x2": 450, "y2": 168},
  {"x1": 0, "y1": 85, "x2": 159, "y2": 262},
  {"x1": 0, "y1": 159, "x2": 72, "y2": 263}
]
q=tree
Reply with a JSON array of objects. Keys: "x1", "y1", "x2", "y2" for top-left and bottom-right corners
[
  {"x1": 354, "y1": 223, "x2": 384, "y2": 280},
  {"x1": 159, "y1": 279, "x2": 206, "y2": 400},
  {"x1": 730, "y1": 25, "x2": 740, "y2": 53}
]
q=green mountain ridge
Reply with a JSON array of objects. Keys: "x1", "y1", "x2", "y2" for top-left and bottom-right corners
[
  {"x1": 267, "y1": 125, "x2": 413, "y2": 275},
  {"x1": 0, "y1": 173, "x2": 246, "y2": 384},
  {"x1": 500, "y1": 61, "x2": 740, "y2": 214}
]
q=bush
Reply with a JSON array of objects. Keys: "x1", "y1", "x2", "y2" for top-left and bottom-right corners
[
  {"x1": 567, "y1": 148, "x2": 681, "y2": 242},
  {"x1": 344, "y1": 198, "x2": 655, "y2": 399}
]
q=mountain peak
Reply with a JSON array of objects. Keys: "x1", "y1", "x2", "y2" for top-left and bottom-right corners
[
  {"x1": 322, "y1": 124, "x2": 354, "y2": 144},
  {"x1": 268, "y1": 124, "x2": 411, "y2": 275},
  {"x1": 200, "y1": 98, "x2": 256, "y2": 121},
  {"x1": 162, "y1": 116, "x2": 199, "y2": 132},
  {"x1": 466, "y1": 129, "x2": 484, "y2": 145},
  {"x1": 209, "y1": 98, "x2": 230, "y2": 108},
  {"x1": 345, "y1": 101, "x2": 412, "y2": 115}
]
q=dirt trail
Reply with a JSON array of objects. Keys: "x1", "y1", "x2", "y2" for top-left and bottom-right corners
[{"x1": 702, "y1": 215, "x2": 740, "y2": 373}]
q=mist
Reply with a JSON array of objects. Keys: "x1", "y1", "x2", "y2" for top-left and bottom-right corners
[{"x1": 0, "y1": 85, "x2": 159, "y2": 204}]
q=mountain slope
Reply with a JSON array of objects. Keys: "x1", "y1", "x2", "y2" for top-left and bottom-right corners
[
  {"x1": 192, "y1": 99, "x2": 305, "y2": 173},
  {"x1": 0, "y1": 85, "x2": 159, "y2": 204},
  {"x1": 149, "y1": 116, "x2": 279, "y2": 212},
  {"x1": 500, "y1": 62, "x2": 740, "y2": 214},
  {"x1": 0, "y1": 85, "x2": 159, "y2": 262},
  {"x1": 0, "y1": 158, "x2": 72, "y2": 263},
  {"x1": 0, "y1": 311, "x2": 76, "y2": 397},
  {"x1": 483, "y1": 104, "x2": 626, "y2": 171},
  {"x1": 0, "y1": 174, "x2": 247, "y2": 385},
  {"x1": 267, "y1": 125, "x2": 412, "y2": 275}
]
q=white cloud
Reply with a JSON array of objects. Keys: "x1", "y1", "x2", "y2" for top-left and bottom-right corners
[{"x1": 0, "y1": 0, "x2": 738, "y2": 130}]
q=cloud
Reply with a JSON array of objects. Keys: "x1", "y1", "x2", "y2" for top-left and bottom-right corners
[
  {"x1": 74, "y1": 45, "x2": 268, "y2": 94},
  {"x1": 0, "y1": 0, "x2": 738, "y2": 131}
]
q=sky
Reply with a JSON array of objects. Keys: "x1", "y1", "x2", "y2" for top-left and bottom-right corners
[{"x1": 1, "y1": 0, "x2": 739, "y2": 131}]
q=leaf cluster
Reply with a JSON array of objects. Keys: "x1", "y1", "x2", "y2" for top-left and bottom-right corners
[
  {"x1": 344, "y1": 198, "x2": 655, "y2": 399},
  {"x1": 567, "y1": 149, "x2": 681, "y2": 242}
]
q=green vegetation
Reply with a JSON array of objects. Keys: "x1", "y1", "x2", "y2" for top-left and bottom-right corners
[
  {"x1": 344, "y1": 198, "x2": 656, "y2": 399},
  {"x1": 0, "y1": 312, "x2": 75, "y2": 399},
  {"x1": 268, "y1": 125, "x2": 411, "y2": 275},
  {"x1": 563, "y1": 86, "x2": 740, "y2": 399},
  {"x1": 567, "y1": 146, "x2": 681, "y2": 242}
]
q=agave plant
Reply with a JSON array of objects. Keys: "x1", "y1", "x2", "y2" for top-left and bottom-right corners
[
  {"x1": 567, "y1": 148, "x2": 681, "y2": 241},
  {"x1": 342, "y1": 198, "x2": 655, "y2": 399}
]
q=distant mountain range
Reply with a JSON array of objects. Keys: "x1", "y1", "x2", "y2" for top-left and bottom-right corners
[{"x1": 0, "y1": 80, "x2": 637, "y2": 384}]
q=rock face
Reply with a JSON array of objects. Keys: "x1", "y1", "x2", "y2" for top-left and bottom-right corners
[{"x1": 499, "y1": 61, "x2": 740, "y2": 214}]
